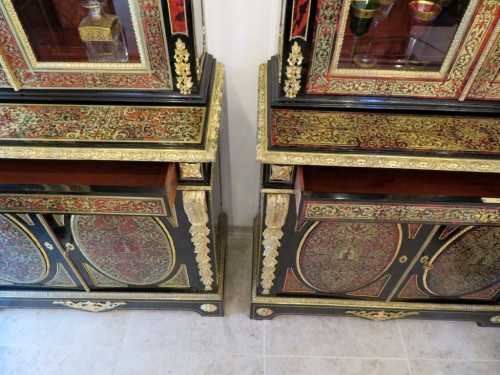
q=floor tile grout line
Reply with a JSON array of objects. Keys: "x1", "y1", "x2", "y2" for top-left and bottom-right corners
[
  {"x1": 396, "y1": 320, "x2": 413, "y2": 375},
  {"x1": 112, "y1": 311, "x2": 133, "y2": 375},
  {"x1": 264, "y1": 355, "x2": 411, "y2": 360}
]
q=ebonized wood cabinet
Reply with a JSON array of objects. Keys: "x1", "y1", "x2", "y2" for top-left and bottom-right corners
[
  {"x1": 252, "y1": 0, "x2": 499, "y2": 326},
  {"x1": 0, "y1": 0, "x2": 226, "y2": 316}
]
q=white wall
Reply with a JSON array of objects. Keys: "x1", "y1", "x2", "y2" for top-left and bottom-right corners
[{"x1": 204, "y1": 1, "x2": 282, "y2": 227}]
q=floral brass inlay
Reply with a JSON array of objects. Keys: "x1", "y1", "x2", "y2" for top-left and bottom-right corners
[
  {"x1": 460, "y1": 18, "x2": 500, "y2": 100},
  {"x1": 0, "y1": 45, "x2": 20, "y2": 90},
  {"x1": 261, "y1": 194, "x2": 290, "y2": 294},
  {"x1": 424, "y1": 227, "x2": 500, "y2": 297},
  {"x1": 0, "y1": 104, "x2": 205, "y2": 144},
  {"x1": 490, "y1": 316, "x2": 500, "y2": 324},
  {"x1": 72, "y1": 216, "x2": 175, "y2": 286},
  {"x1": 53, "y1": 300, "x2": 126, "y2": 312},
  {"x1": 302, "y1": 202, "x2": 499, "y2": 225},
  {"x1": 256, "y1": 64, "x2": 499, "y2": 173},
  {"x1": 297, "y1": 222, "x2": 401, "y2": 293},
  {"x1": 0, "y1": 214, "x2": 49, "y2": 284},
  {"x1": 346, "y1": 310, "x2": 420, "y2": 321},
  {"x1": 174, "y1": 39, "x2": 193, "y2": 95},
  {"x1": 183, "y1": 191, "x2": 214, "y2": 291},
  {"x1": 284, "y1": 42, "x2": 303, "y2": 98},
  {"x1": 0, "y1": 62, "x2": 224, "y2": 162},
  {"x1": 271, "y1": 109, "x2": 500, "y2": 155},
  {"x1": 0, "y1": 195, "x2": 167, "y2": 216}
]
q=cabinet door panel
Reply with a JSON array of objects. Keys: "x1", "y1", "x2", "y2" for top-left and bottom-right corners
[
  {"x1": 0, "y1": 213, "x2": 84, "y2": 290},
  {"x1": 259, "y1": 193, "x2": 434, "y2": 299},
  {"x1": 395, "y1": 225, "x2": 500, "y2": 302}
]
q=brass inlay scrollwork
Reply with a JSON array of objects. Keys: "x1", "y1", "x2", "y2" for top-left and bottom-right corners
[
  {"x1": 0, "y1": 64, "x2": 224, "y2": 162},
  {"x1": 303, "y1": 203, "x2": 499, "y2": 225},
  {"x1": 174, "y1": 39, "x2": 193, "y2": 95},
  {"x1": 490, "y1": 316, "x2": 500, "y2": 324},
  {"x1": 183, "y1": 191, "x2": 214, "y2": 291},
  {"x1": 261, "y1": 194, "x2": 290, "y2": 294},
  {"x1": 53, "y1": 300, "x2": 126, "y2": 312},
  {"x1": 0, "y1": 46, "x2": 21, "y2": 91},
  {"x1": 284, "y1": 42, "x2": 303, "y2": 98},
  {"x1": 256, "y1": 64, "x2": 499, "y2": 173},
  {"x1": 346, "y1": 310, "x2": 420, "y2": 321}
]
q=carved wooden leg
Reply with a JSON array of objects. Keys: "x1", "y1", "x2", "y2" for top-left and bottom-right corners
[
  {"x1": 182, "y1": 191, "x2": 214, "y2": 291},
  {"x1": 261, "y1": 193, "x2": 290, "y2": 295}
]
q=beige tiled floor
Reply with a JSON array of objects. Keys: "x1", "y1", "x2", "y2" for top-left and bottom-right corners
[{"x1": 0, "y1": 232, "x2": 499, "y2": 375}]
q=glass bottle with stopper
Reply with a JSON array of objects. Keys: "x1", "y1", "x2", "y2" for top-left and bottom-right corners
[{"x1": 78, "y1": 0, "x2": 128, "y2": 63}]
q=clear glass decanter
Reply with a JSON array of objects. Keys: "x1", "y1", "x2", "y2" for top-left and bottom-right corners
[{"x1": 78, "y1": 0, "x2": 128, "y2": 62}]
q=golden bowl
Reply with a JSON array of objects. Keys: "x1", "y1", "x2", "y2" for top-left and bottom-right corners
[{"x1": 409, "y1": 1, "x2": 443, "y2": 22}]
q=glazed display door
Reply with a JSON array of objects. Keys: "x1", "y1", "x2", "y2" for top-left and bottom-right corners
[
  {"x1": 280, "y1": 0, "x2": 499, "y2": 99},
  {"x1": 0, "y1": 0, "x2": 205, "y2": 92}
]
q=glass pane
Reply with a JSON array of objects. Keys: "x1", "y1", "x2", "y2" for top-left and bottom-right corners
[
  {"x1": 11, "y1": 0, "x2": 140, "y2": 63},
  {"x1": 338, "y1": 0, "x2": 470, "y2": 72}
]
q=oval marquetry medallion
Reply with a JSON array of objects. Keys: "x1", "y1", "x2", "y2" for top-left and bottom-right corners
[
  {"x1": 426, "y1": 227, "x2": 500, "y2": 297},
  {"x1": 72, "y1": 216, "x2": 174, "y2": 285},
  {"x1": 297, "y1": 222, "x2": 401, "y2": 293},
  {"x1": 0, "y1": 215, "x2": 48, "y2": 283}
]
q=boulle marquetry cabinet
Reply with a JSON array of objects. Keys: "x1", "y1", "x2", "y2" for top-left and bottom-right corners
[
  {"x1": 252, "y1": 0, "x2": 499, "y2": 325},
  {"x1": 0, "y1": 0, "x2": 226, "y2": 316}
]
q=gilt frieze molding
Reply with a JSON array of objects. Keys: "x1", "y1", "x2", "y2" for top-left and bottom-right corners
[
  {"x1": 182, "y1": 191, "x2": 214, "y2": 291},
  {"x1": 261, "y1": 193, "x2": 290, "y2": 294}
]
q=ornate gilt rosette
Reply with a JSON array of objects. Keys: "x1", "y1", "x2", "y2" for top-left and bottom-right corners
[
  {"x1": 284, "y1": 42, "x2": 303, "y2": 98},
  {"x1": 182, "y1": 191, "x2": 214, "y2": 291},
  {"x1": 174, "y1": 38, "x2": 193, "y2": 95},
  {"x1": 261, "y1": 194, "x2": 290, "y2": 294}
]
